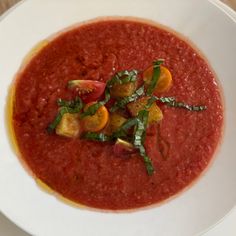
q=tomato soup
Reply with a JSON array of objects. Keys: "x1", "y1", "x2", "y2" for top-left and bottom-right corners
[{"x1": 12, "y1": 19, "x2": 223, "y2": 210}]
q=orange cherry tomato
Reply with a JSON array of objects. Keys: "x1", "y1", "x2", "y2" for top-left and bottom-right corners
[
  {"x1": 143, "y1": 65, "x2": 172, "y2": 93},
  {"x1": 82, "y1": 102, "x2": 109, "y2": 132}
]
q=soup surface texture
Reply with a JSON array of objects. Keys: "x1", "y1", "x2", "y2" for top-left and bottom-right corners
[{"x1": 13, "y1": 19, "x2": 223, "y2": 210}]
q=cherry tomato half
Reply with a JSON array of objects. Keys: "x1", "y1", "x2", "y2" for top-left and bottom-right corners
[
  {"x1": 68, "y1": 80, "x2": 106, "y2": 103},
  {"x1": 82, "y1": 102, "x2": 109, "y2": 132},
  {"x1": 143, "y1": 66, "x2": 172, "y2": 93}
]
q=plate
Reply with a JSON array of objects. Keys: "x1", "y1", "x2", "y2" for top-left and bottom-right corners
[{"x1": 0, "y1": 0, "x2": 236, "y2": 235}]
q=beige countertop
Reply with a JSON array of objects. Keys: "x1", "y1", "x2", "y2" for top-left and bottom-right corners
[
  {"x1": 0, "y1": 0, "x2": 20, "y2": 15},
  {"x1": 0, "y1": 0, "x2": 236, "y2": 15}
]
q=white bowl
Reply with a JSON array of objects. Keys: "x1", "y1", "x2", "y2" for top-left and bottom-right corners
[{"x1": 0, "y1": 0, "x2": 236, "y2": 235}]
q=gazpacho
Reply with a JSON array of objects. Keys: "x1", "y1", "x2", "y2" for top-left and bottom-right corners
[{"x1": 12, "y1": 19, "x2": 223, "y2": 210}]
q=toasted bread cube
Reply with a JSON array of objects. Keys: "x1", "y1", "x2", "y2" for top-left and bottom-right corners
[
  {"x1": 56, "y1": 113, "x2": 80, "y2": 138},
  {"x1": 127, "y1": 96, "x2": 163, "y2": 124},
  {"x1": 110, "y1": 81, "x2": 137, "y2": 98},
  {"x1": 104, "y1": 113, "x2": 127, "y2": 135}
]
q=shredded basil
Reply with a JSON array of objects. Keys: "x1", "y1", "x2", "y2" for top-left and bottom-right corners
[
  {"x1": 145, "y1": 96, "x2": 175, "y2": 108},
  {"x1": 158, "y1": 97, "x2": 176, "y2": 103},
  {"x1": 80, "y1": 88, "x2": 111, "y2": 118},
  {"x1": 146, "y1": 96, "x2": 206, "y2": 111},
  {"x1": 57, "y1": 96, "x2": 84, "y2": 109},
  {"x1": 112, "y1": 118, "x2": 138, "y2": 139},
  {"x1": 137, "y1": 110, "x2": 149, "y2": 143},
  {"x1": 80, "y1": 70, "x2": 139, "y2": 118},
  {"x1": 146, "y1": 59, "x2": 164, "y2": 96},
  {"x1": 134, "y1": 110, "x2": 154, "y2": 175},
  {"x1": 83, "y1": 132, "x2": 111, "y2": 142},
  {"x1": 166, "y1": 100, "x2": 207, "y2": 111},
  {"x1": 47, "y1": 63, "x2": 208, "y2": 176},
  {"x1": 82, "y1": 110, "x2": 154, "y2": 175},
  {"x1": 110, "y1": 85, "x2": 145, "y2": 112},
  {"x1": 142, "y1": 153, "x2": 155, "y2": 175},
  {"x1": 83, "y1": 117, "x2": 139, "y2": 142},
  {"x1": 107, "y1": 70, "x2": 138, "y2": 88},
  {"x1": 145, "y1": 96, "x2": 157, "y2": 109},
  {"x1": 47, "y1": 96, "x2": 83, "y2": 133},
  {"x1": 133, "y1": 119, "x2": 144, "y2": 147}
]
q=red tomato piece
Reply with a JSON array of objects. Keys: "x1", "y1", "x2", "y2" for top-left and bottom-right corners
[{"x1": 68, "y1": 80, "x2": 106, "y2": 103}]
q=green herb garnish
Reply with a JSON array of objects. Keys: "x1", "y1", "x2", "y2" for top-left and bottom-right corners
[
  {"x1": 110, "y1": 85, "x2": 145, "y2": 112},
  {"x1": 107, "y1": 69, "x2": 138, "y2": 87},
  {"x1": 142, "y1": 153, "x2": 155, "y2": 175},
  {"x1": 80, "y1": 70, "x2": 139, "y2": 118},
  {"x1": 112, "y1": 117, "x2": 139, "y2": 139},
  {"x1": 146, "y1": 96, "x2": 207, "y2": 111},
  {"x1": 47, "y1": 59, "x2": 208, "y2": 177},
  {"x1": 83, "y1": 110, "x2": 154, "y2": 175},
  {"x1": 145, "y1": 96, "x2": 175, "y2": 108},
  {"x1": 47, "y1": 96, "x2": 83, "y2": 133},
  {"x1": 83, "y1": 132, "x2": 111, "y2": 142},
  {"x1": 146, "y1": 59, "x2": 164, "y2": 96},
  {"x1": 57, "y1": 97, "x2": 83, "y2": 108},
  {"x1": 82, "y1": 117, "x2": 139, "y2": 142},
  {"x1": 80, "y1": 88, "x2": 111, "y2": 118},
  {"x1": 134, "y1": 110, "x2": 154, "y2": 175},
  {"x1": 166, "y1": 100, "x2": 207, "y2": 111}
]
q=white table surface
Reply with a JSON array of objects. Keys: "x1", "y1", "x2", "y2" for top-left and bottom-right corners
[{"x1": 0, "y1": 1, "x2": 235, "y2": 235}]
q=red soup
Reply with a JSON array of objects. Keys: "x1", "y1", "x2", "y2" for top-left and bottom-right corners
[{"x1": 12, "y1": 19, "x2": 223, "y2": 210}]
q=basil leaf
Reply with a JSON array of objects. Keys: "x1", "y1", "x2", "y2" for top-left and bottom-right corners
[
  {"x1": 112, "y1": 118, "x2": 138, "y2": 138},
  {"x1": 137, "y1": 110, "x2": 149, "y2": 143},
  {"x1": 146, "y1": 96, "x2": 207, "y2": 111},
  {"x1": 142, "y1": 153, "x2": 155, "y2": 175},
  {"x1": 133, "y1": 110, "x2": 154, "y2": 175},
  {"x1": 83, "y1": 132, "x2": 111, "y2": 142},
  {"x1": 80, "y1": 70, "x2": 139, "y2": 117},
  {"x1": 146, "y1": 59, "x2": 164, "y2": 96},
  {"x1": 80, "y1": 102, "x2": 103, "y2": 118},
  {"x1": 166, "y1": 100, "x2": 207, "y2": 111},
  {"x1": 107, "y1": 70, "x2": 138, "y2": 88},
  {"x1": 83, "y1": 117, "x2": 139, "y2": 142},
  {"x1": 82, "y1": 109, "x2": 154, "y2": 175},
  {"x1": 158, "y1": 97, "x2": 176, "y2": 103},
  {"x1": 145, "y1": 96, "x2": 175, "y2": 109},
  {"x1": 47, "y1": 97, "x2": 83, "y2": 133},
  {"x1": 138, "y1": 110, "x2": 149, "y2": 129},
  {"x1": 47, "y1": 108, "x2": 68, "y2": 133},
  {"x1": 110, "y1": 85, "x2": 145, "y2": 112},
  {"x1": 57, "y1": 96, "x2": 83, "y2": 110},
  {"x1": 80, "y1": 88, "x2": 111, "y2": 118}
]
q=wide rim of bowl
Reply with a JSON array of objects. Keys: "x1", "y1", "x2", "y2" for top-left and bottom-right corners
[{"x1": 0, "y1": 1, "x2": 235, "y2": 236}]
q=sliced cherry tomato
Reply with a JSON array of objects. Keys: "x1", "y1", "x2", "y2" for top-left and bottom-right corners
[
  {"x1": 68, "y1": 80, "x2": 106, "y2": 103},
  {"x1": 143, "y1": 66, "x2": 172, "y2": 93},
  {"x1": 82, "y1": 102, "x2": 109, "y2": 132},
  {"x1": 113, "y1": 138, "x2": 136, "y2": 157}
]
